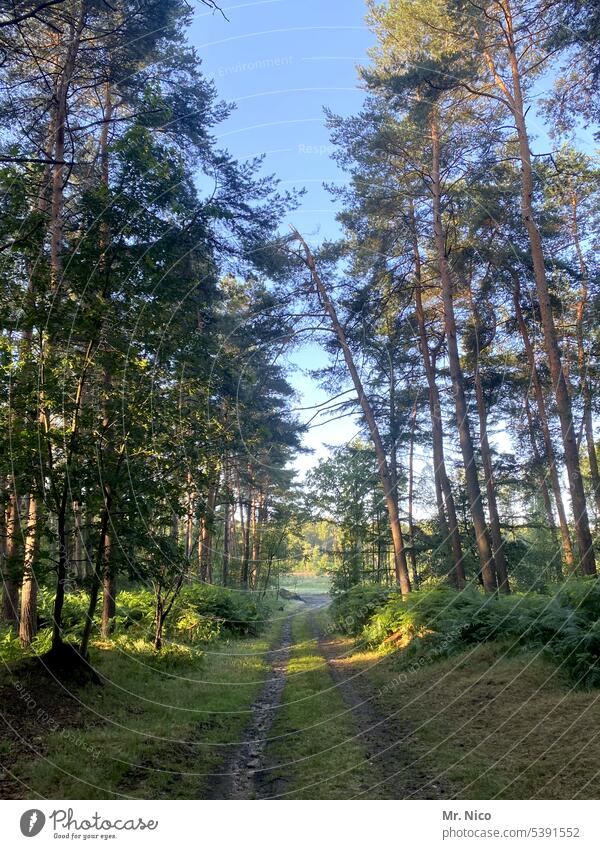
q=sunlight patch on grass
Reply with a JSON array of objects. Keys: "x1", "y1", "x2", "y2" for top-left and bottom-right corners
[{"x1": 264, "y1": 611, "x2": 373, "y2": 799}]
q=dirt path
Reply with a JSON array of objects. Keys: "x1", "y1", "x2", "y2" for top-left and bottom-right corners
[
  {"x1": 309, "y1": 606, "x2": 447, "y2": 799},
  {"x1": 204, "y1": 593, "x2": 445, "y2": 800},
  {"x1": 204, "y1": 594, "x2": 330, "y2": 800}
]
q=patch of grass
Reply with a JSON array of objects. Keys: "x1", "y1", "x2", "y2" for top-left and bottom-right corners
[
  {"x1": 264, "y1": 610, "x2": 372, "y2": 799},
  {"x1": 279, "y1": 572, "x2": 331, "y2": 595},
  {"x1": 3, "y1": 607, "x2": 292, "y2": 799},
  {"x1": 340, "y1": 637, "x2": 600, "y2": 799}
]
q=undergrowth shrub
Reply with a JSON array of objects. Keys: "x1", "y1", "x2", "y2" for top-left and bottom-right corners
[
  {"x1": 330, "y1": 583, "x2": 394, "y2": 635},
  {"x1": 335, "y1": 579, "x2": 600, "y2": 689},
  {"x1": 0, "y1": 583, "x2": 270, "y2": 666}
]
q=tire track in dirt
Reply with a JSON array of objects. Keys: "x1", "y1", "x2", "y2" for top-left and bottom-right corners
[
  {"x1": 309, "y1": 606, "x2": 448, "y2": 799},
  {"x1": 203, "y1": 614, "x2": 294, "y2": 799}
]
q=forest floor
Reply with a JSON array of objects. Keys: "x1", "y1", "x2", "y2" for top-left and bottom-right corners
[{"x1": 2, "y1": 581, "x2": 600, "y2": 799}]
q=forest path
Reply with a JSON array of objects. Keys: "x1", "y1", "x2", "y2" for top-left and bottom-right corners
[{"x1": 204, "y1": 596, "x2": 328, "y2": 799}]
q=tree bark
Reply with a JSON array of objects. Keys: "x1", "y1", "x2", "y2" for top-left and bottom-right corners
[
  {"x1": 409, "y1": 200, "x2": 465, "y2": 588},
  {"x1": 430, "y1": 118, "x2": 496, "y2": 591},
  {"x1": 570, "y1": 189, "x2": 600, "y2": 519},
  {"x1": 292, "y1": 228, "x2": 411, "y2": 595},
  {"x1": 524, "y1": 394, "x2": 563, "y2": 580},
  {"x1": 407, "y1": 398, "x2": 419, "y2": 588},
  {"x1": 498, "y1": 6, "x2": 595, "y2": 574},
  {"x1": 2, "y1": 491, "x2": 20, "y2": 626},
  {"x1": 19, "y1": 496, "x2": 40, "y2": 646},
  {"x1": 101, "y1": 534, "x2": 116, "y2": 638},
  {"x1": 512, "y1": 275, "x2": 576, "y2": 574}
]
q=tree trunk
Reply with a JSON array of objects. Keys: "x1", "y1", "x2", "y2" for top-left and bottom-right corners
[
  {"x1": 80, "y1": 498, "x2": 111, "y2": 657},
  {"x1": 513, "y1": 275, "x2": 576, "y2": 573},
  {"x1": 154, "y1": 596, "x2": 164, "y2": 651},
  {"x1": 222, "y1": 484, "x2": 230, "y2": 587},
  {"x1": 19, "y1": 496, "x2": 40, "y2": 646},
  {"x1": 101, "y1": 534, "x2": 116, "y2": 638},
  {"x1": 473, "y1": 365, "x2": 510, "y2": 592},
  {"x1": 407, "y1": 398, "x2": 419, "y2": 588},
  {"x1": 292, "y1": 228, "x2": 411, "y2": 596},
  {"x1": 467, "y1": 284, "x2": 510, "y2": 593},
  {"x1": 430, "y1": 118, "x2": 496, "y2": 591},
  {"x1": 2, "y1": 491, "x2": 20, "y2": 626},
  {"x1": 570, "y1": 190, "x2": 600, "y2": 519},
  {"x1": 524, "y1": 394, "x2": 563, "y2": 580},
  {"x1": 501, "y1": 11, "x2": 595, "y2": 574},
  {"x1": 185, "y1": 470, "x2": 194, "y2": 562},
  {"x1": 409, "y1": 200, "x2": 465, "y2": 588}
]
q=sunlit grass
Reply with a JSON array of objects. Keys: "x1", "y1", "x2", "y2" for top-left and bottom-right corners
[
  {"x1": 264, "y1": 611, "x2": 373, "y2": 799},
  {"x1": 8, "y1": 613, "x2": 289, "y2": 799}
]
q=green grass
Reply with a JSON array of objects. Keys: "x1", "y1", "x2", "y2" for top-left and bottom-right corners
[
  {"x1": 279, "y1": 572, "x2": 331, "y2": 595},
  {"x1": 333, "y1": 635, "x2": 600, "y2": 799},
  {"x1": 4, "y1": 606, "x2": 294, "y2": 799},
  {"x1": 263, "y1": 609, "x2": 371, "y2": 799}
]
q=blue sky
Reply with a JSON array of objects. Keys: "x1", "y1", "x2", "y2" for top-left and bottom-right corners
[
  {"x1": 189, "y1": 1, "x2": 597, "y2": 481},
  {"x1": 190, "y1": 0, "x2": 373, "y2": 473}
]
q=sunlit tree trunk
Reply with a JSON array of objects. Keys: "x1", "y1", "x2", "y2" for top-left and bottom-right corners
[
  {"x1": 19, "y1": 496, "x2": 40, "y2": 646},
  {"x1": 492, "y1": 4, "x2": 595, "y2": 574},
  {"x1": 431, "y1": 118, "x2": 496, "y2": 591}
]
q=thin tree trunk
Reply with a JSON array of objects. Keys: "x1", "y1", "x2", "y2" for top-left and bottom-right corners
[
  {"x1": 185, "y1": 470, "x2": 194, "y2": 561},
  {"x1": 2, "y1": 490, "x2": 20, "y2": 626},
  {"x1": 467, "y1": 284, "x2": 510, "y2": 593},
  {"x1": 513, "y1": 275, "x2": 576, "y2": 573},
  {"x1": 101, "y1": 534, "x2": 116, "y2": 638},
  {"x1": 409, "y1": 200, "x2": 465, "y2": 587},
  {"x1": 524, "y1": 394, "x2": 563, "y2": 580},
  {"x1": 80, "y1": 497, "x2": 111, "y2": 656},
  {"x1": 473, "y1": 364, "x2": 510, "y2": 592},
  {"x1": 239, "y1": 477, "x2": 252, "y2": 589},
  {"x1": 430, "y1": 118, "x2": 496, "y2": 591},
  {"x1": 199, "y1": 482, "x2": 218, "y2": 583},
  {"x1": 570, "y1": 190, "x2": 600, "y2": 519},
  {"x1": 222, "y1": 479, "x2": 230, "y2": 587},
  {"x1": 292, "y1": 228, "x2": 411, "y2": 596},
  {"x1": 407, "y1": 398, "x2": 419, "y2": 588}
]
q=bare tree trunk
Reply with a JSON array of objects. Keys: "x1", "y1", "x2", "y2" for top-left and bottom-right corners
[
  {"x1": 497, "y1": 10, "x2": 595, "y2": 574},
  {"x1": 19, "y1": 496, "x2": 40, "y2": 646},
  {"x1": 199, "y1": 482, "x2": 218, "y2": 583},
  {"x1": 407, "y1": 398, "x2": 419, "y2": 588},
  {"x1": 238, "y1": 473, "x2": 252, "y2": 589},
  {"x1": 524, "y1": 394, "x2": 563, "y2": 580},
  {"x1": 473, "y1": 365, "x2": 510, "y2": 592},
  {"x1": 2, "y1": 490, "x2": 20, "y2": 626},
  {"x1": 80, "y1": 496, "x2": 111, "y2": 657},
  {"x1": 222, "y1": 471, "x2": 230, "y2": 587},
  {"x1": 101, "y1": 534, "x2": 115, "y2": 638},
  {"x1": 185, "y1": 470, "x2": 194, "y2": 561},
  {"x1": 513, "y1": 275, "x2": 575, "y2": 573},
  {"x1": 467, "y1": 284, "x2": 510, "y2": 593},
  {"x1": 430, "y1": 118, "x2": 496, "y2": 591},
  {"x1": 292, "y1": 228, "x2": 411, "y2": 596},
  {"x1": 409, "y1": 201, "x2": 465, "y2": 587},
  {"x1": 570, "y1": 190, "x2": 600, "y2": 519}
]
